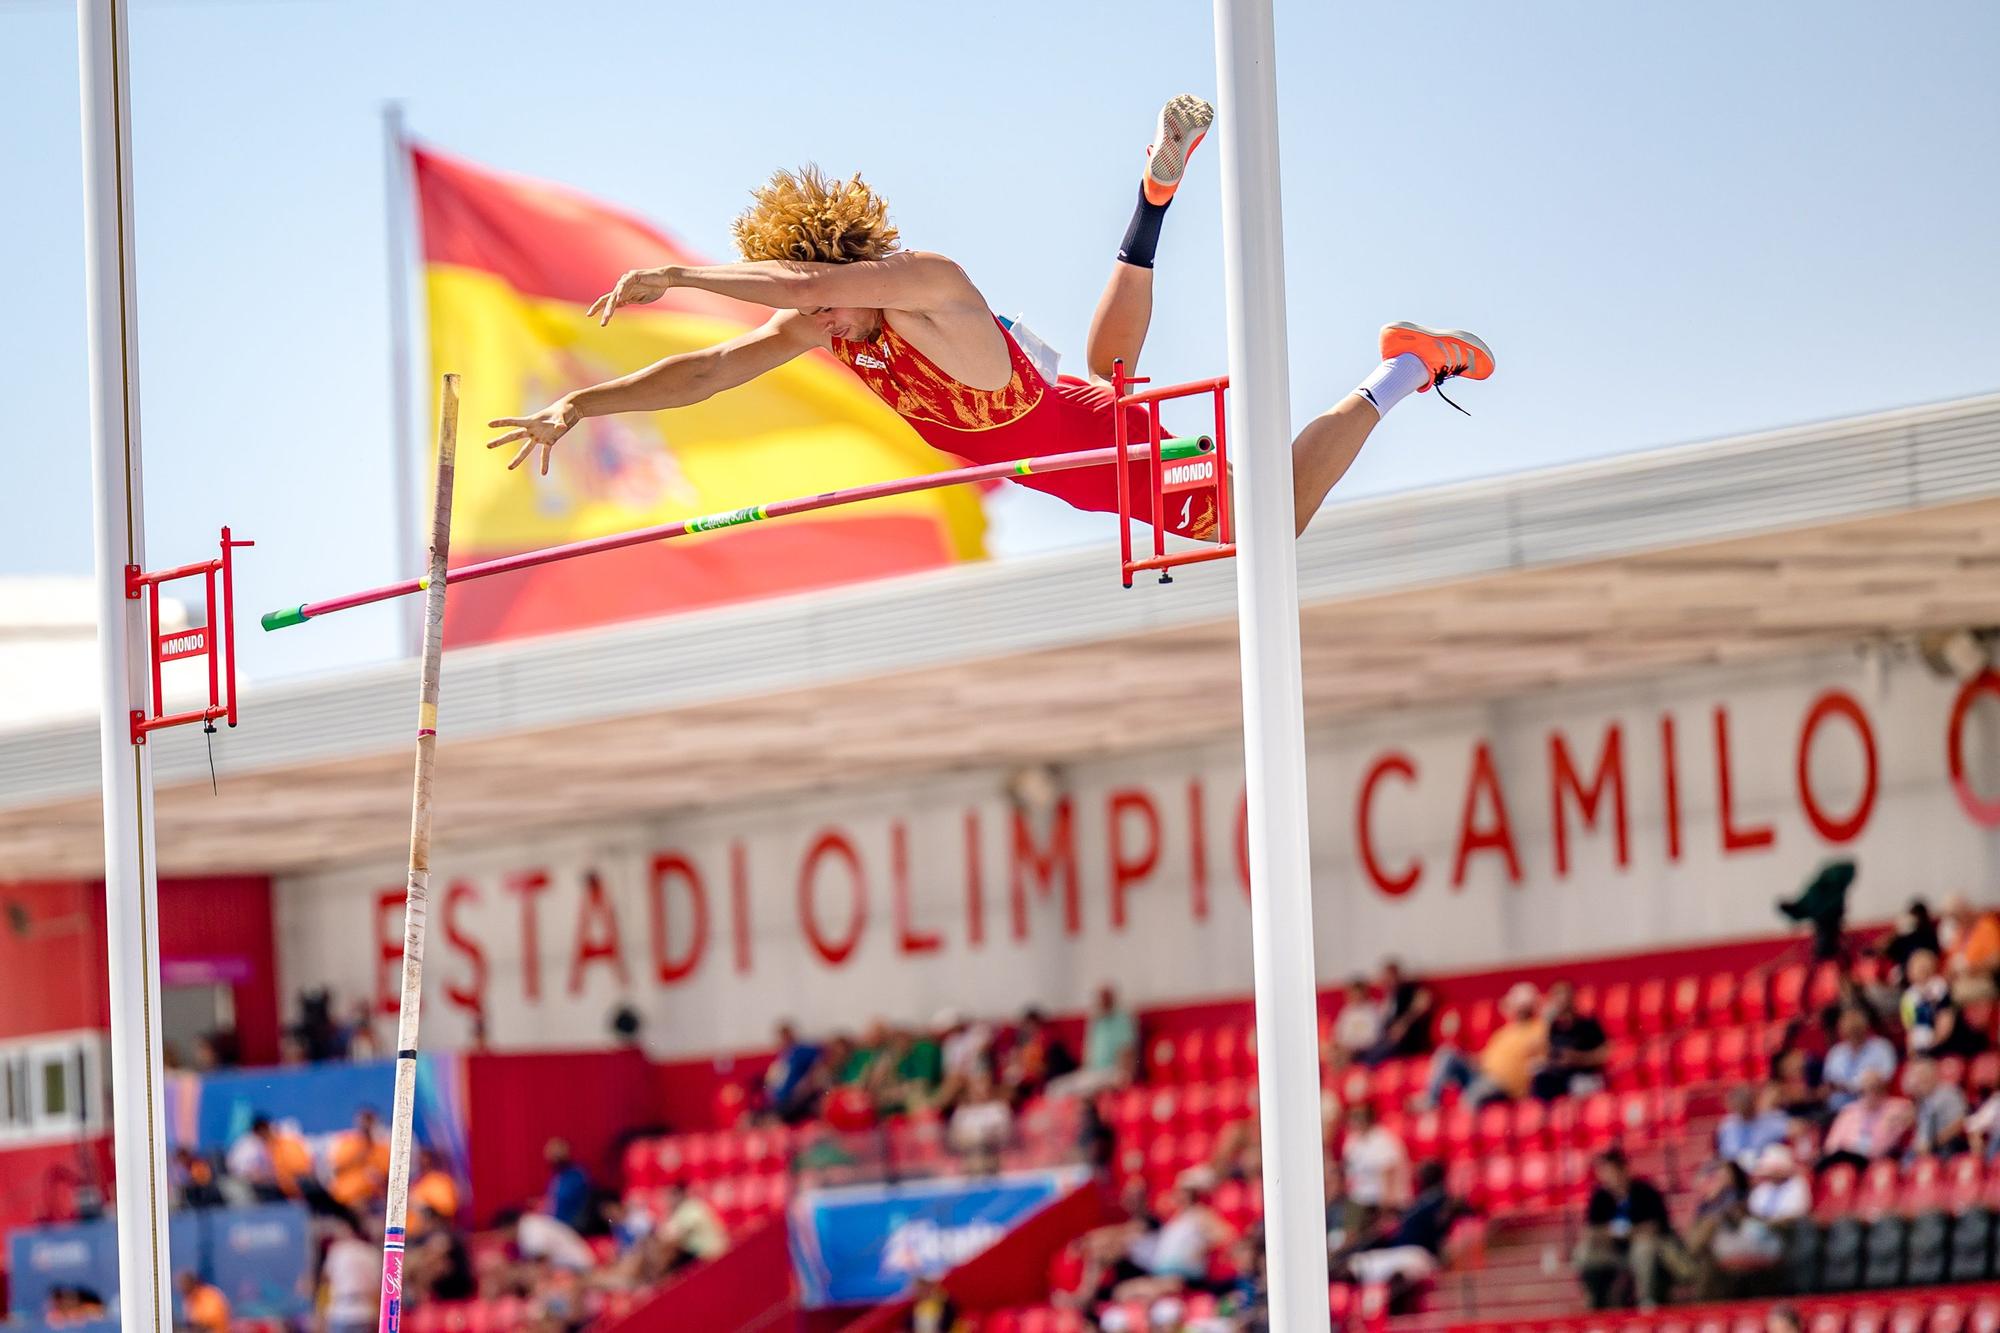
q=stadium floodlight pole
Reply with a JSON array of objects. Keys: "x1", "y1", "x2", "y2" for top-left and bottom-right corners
[
  {"x1": 261, "y1": 434, "x2": 1216, "y2": 630},
  {"x1": 78, "y1": 1, "x2": 174, "y2": 1329},
  {"x1": 375, "y1": 376, "x2": 458, "y2": 1333},
  {"x1": 1213, "y1": 2, "x2": 1333, "y2": 1331}
]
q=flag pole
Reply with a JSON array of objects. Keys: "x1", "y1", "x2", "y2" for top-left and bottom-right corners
[
  {"x1": 375, "y1": 374, "x2": 458, "y2": 1333},
  {"x1": 383, "y1": 101, "x2": 422, "y2": 659}
]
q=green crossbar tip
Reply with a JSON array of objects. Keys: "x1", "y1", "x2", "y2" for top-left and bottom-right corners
[
  {"x1": 1159, "y1": 435, "x2": 1214, "y2": 461},
  {"x1": 261, "y1": 605, "x2": 308, "y2": 631}
]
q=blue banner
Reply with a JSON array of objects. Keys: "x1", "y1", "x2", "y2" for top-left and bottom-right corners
[
  {"x1": 788, "y1": 1169, "x2": 1084, "y2": 1307},
  {"x1": 6, "y1": 1203, "x2": 310, "y2": 1327}
]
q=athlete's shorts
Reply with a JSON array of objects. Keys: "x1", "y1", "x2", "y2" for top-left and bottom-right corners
[{"x1": 1006, "y1": 375, "x2": 1221, "y2": 542}]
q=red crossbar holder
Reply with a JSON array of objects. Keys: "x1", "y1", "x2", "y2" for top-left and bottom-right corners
[
  {"x1": 126, "y1": 526, "x2": 252, "y2": 745},
  {"x1": 1109, "y1": 360, "x2": 1237, "y2": 588}
]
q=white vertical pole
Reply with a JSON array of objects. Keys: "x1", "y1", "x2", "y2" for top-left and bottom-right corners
[
  {"x1": 78, "y1": 1, "x2": 173, "y2": 1329},
  {"x1": 1212, "y1": 3, "x2": 1332, "y2": 1331},
  {"x1": 383, "y1": 101, "x2": 422, "y2": 659}
]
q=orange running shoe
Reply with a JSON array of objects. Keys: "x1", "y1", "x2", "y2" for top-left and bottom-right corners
[
  {"x1": 1144, "y1": 94, "x2": 1214, "y2": 205},
  {"x1": 1380, "y1": 322, "x2": 1495, "y2": 414}
]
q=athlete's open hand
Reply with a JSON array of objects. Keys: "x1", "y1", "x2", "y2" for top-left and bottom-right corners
[
  {"x1": 486, "y1": 399, "x2": 581, "y2": 475},
  {"x1": 587, "y1": 266, "x2": 677, "y2": 326}
]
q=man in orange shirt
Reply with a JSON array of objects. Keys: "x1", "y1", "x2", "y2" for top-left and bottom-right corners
[
  {"x1": 1421, "y1": 983, "x2": 1549, "y2": 1109},
  {"x1": 175, "y1": 1271, "x2": 230, "y2": 1333},
  {"x1": 1942, "y1": 894, "x2": 2000, "y2": 973},
  {"x1": 328, "y1": 1107, "x2": 391, "y2": 1212}
]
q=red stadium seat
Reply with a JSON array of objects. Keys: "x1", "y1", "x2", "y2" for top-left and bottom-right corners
[
  {"x1": 1816, "y1": 1161, "x2": 1860, "y2": 1218},
  {"x1": 1213, "y1": 1023, "x2": 1251, "y2": 1078},
  {"x1": 1475, "y1": 1101, "x2": 1514, "y2": 1152},
  {"x1": 1640, "y1": 1036, "x2": 1675, "y2": 1088},
  {"x1": 710, "y1": 1130, "x2": 747, "y2": 1175},
  {"x1": 1149, "y1": 1033, "x2": 1182, "y2": 1082},
  {"x1": 1514, "y1": 1096, "x2": 1549, "y2": 1149},
  {"x1": 624, "y1": 1138, "x2": 661, "y2": 1189},
  {"x1": 1948, "y1": 1153, "x2": 1986, "y2": 1211},
  {"x1": 1713, "y1": 1025, "x2": 1752, "y2": 1080},
  {"x1": 1443, "y1": 1105, "x2": 1478, "y2": 1160},
  {"x1": 1465, "y1": 997, "x2": 1498, "y2": 1048},
  {"x1": 1515, "y1": 1149, "x2": 1554, "y2": 1208},
  {"x1": 682, "y1": 1133, "x2": 717, "y2": 1180},
  {"x1": 1772, "y1": 964, "x2": 1808, "y2": 1018},
  {"x1": 1370, "y1": 1060, "x2": 1413, "y2": 1114},
  {"x1": 1178, "y1": 1028, "x2": 1211, "y2": 1082},
  {"x1": 1407, "y1": 1108, "x2": 1442, "y2": 1158},
  {"x1": 1670, "y1": 974, "x2": 1702, "y2": 1029},
  {"x1": 1704, "y1": 971, "x2": 1740, "y2": 1025},
  {"x1": 1807, "y1": 963, "x2": 1843, "y2": 1012},
  {"x1": 1146, "y1": 1086, "x2": 1182, "y2": 1130},
  {"x1": 1180, "y1": 1081, "x2": 1216, "y2": 1132},
  {"x1": 1677, "y1": 1030, "x2": 1715, "y2": 1083},
  {"x1": 1859, "y1": 1158, "x2": 1901, "y2": 1218},
  {"x1": 1214, "y1": 1077, "x2": 1250, "y2": 1129},
  {"x1": 1599, "y1": 982, "x2": 1633, "y2": 1038},
  {"x1": 1574, "y1": 983, "x2": 1601, "y2": 1020},
  {"x1": 1635, "y1": 978, "x2": 1668, "y2": 1036},
  {"x1": 1479, "y1": 1154, "x2": 1519, "y2": 1211},
  {"x1": 1905, "y1": 1154, "x2": 1947, "y2": 1211},
  {"x1": 1930, "y1": 1298, "x2": 1969, "y2": 1333},
  {"x1": 1972, "y1": 1052, "x2": 2000, "y2": 1090},
  {"x1": 654, "y1": 1136, "x2": 686, "y2": 1184},
  {"x1": 1739, "y1": 970, "x2": 1770, "y2": 1021},
  {"x1": 1580, "y1": 1092, "x2": 1620, "y2": 1147},
  {"x1": 1616, "y1": 1089, "x2": 1655, "y2": 1140},
  {"x1": 1547, "y1": 1094, "x2": 1580, "y2": 1149},
  {"x1": 1108, "y1": 1087, "x2": 1147, "y2": 1135}
]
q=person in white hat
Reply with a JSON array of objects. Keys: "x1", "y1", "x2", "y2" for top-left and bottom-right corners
[
  {"x1": 1746, "y1": 1144, "x2": 1810, "y2": 1223},
  {"x1": 1420, "y1": 982, "x2": 1547, "y2": 1110}
]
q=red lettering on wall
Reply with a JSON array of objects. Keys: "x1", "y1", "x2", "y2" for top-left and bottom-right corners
[
  {"x1": 1660, "y1": 714, "x2": 1683, "y2": 863},
  {"x1": 891, "y1": 822, "x2": 942, "y2": 955},
  {"x1": 568, "y1": 871, "x2": 630, "y2": 995},
  {"x1": 1010, "y1": 800, "x2": 1079, "y2": 939},
  {"x1": 1451, "y1": 742, "x2": 1522, "y2": 887},
  {"x1": 375, "y1": 887, "x2": 404, "y2": 1015},
  {"x1": 1107, "y1": 789, "x2": 1162, "y2": 930},
  {"x1": 963, "y1": 811, "x2": 985, "y2": 948},
  {"x1": 1188, "y1": 780, "x2": 1210, "y2": 921},
  {"x1": 1714, "y1": 706, "x2": 1775, "y2": 854},
  {"x1": 1550, "y1": 725, "x2": 1630, "y2": 877},
  {"x1": 442, "y1": 881, "x2": 487, "y2": 1020},
  {"x1": 1797, "y1": 689, "x2": 1879, "y2": 844},
  {"x1": 506, "y1": 871, "x2": 551, "y2": 1003},
  {"x1": 800, "y1": 829, "x2": 868, "y2": 966},
  {"x1": 1356, "y1": 752, "x2": 1421, "y2": 897},
  {"x1": 648, "y1": 853, "x2": 708, "y2": 985},
  {"x1": 1948, "y1": 670, "x2": 2000, "y2": 828},
  {"x1": 730, "y1": 842, "x2": 752, "y2": 975}
]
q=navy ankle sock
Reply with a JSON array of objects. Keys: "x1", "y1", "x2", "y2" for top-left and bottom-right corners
[{"x1": 1117, "y1": 185, "x2": 1169, "y2": 269}]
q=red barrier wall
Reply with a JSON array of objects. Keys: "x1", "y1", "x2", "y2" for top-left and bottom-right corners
[
  {"x1": 600, "y1": 1217, "x2": 793, "y2": 1333},
  {"x1": 463, "y1": 1047, "x2": 657, "y2": 1225}
]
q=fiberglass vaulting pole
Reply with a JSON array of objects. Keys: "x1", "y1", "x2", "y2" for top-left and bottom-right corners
[
  {"x1": 78, "y1": 1, "x2": 174, "y2": 1329},
  {"x1": 1212, "y1": 1, "x2": 1333, "y2": 1330}
]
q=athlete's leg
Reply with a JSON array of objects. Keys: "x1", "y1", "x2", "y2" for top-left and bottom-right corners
[
  {"x1": 1086, "y1": 95, "x2": 1213, "y2": 381},
  {"x1": 1291, "y1": 323, "x2": 1495, "y2": 535}
]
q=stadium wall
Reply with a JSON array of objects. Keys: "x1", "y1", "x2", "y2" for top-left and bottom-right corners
[{"x1": 273, "y1": 651, "x2": 2000, "y2": 1058}]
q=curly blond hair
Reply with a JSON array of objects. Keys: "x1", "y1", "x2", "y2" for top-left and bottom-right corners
[{"x1": 731, "y1": 165, "x2": 901, "y2": 266}]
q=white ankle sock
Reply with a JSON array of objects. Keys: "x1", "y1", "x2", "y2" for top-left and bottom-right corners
[{"x1": 1353, "y1": 353, "x2": 1428, "y2": 417}]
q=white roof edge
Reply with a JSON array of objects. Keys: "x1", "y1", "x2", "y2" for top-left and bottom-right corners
[{"x1": 2, "y1": 390, "x2": 1996, "y2": 809}]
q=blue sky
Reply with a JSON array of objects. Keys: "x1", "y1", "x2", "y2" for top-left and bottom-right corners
[{"x1": 4, "y1": 0, "x2": 1997, "y2": 682}]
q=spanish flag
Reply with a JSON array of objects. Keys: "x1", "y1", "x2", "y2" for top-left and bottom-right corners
[{"x1": 412, "y1": 146, "x2": 987, "y2": 644}]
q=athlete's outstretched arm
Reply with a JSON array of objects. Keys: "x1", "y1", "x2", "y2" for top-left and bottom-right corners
[
  {"x1": 485, "y1": 311, "x2": 825, "y2": 474},
  {"x1": 589, "y1": 251, "x2": 975, "y2": 324}
]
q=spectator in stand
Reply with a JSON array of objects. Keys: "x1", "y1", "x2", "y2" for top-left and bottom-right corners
[
  {"x1": 1361, "y1": 959, "x2": 1434, "y2": 1067},
  {"x1": 869, "y1": 1023, "x2": 945, "y2": 1115},
  {"x1": 322, "y1": 1215, "x2": 382, "y2": 1333},
  {"x1": 175, "y1": 1271, "x2": 230, "y2": 1333},
  {"x1": 1906, "y1": 1055, "x2": 1971, "y2": 1157},
  {"x1": 1106, "y1": 1180, "x2": 1235, "y2": 1303},
  {"x1": 1324, "y1": 1159, "x2": 1356, "y2": 1255},
  {"x1": 411, "y1": 1148, "x2": 461, "y2": 1223},
  {"x1": 947, "y1": 1068, "x2": 1015, "y2": 1167},
  {"x1": 540, "y1": 1138, "x2": 594, "y2": 1233},
  {"x1": 1531, "y1": 981, "x2": 1609, "y2": 1101},
  {"x1": 170, "y1": 1146, "x2": 224, "y2": 1210},
  {"x1": 1767, "y1": 1305, "x2": 1805, "y2": 1333},
  {"x1": 908, "y1": 1274, "x2": 964, "y2": 1333},
  {"x1": 1941, "y1": 894, "x2": 2000, "y2": 974},
  {"x1": 1683, "y1": 1159, "x2": 1782, "y2": 1301},
  {"x1": 1944, "y1": 960, "x2": 1999, "y2": 1058},
  {"x1": 1902, "y1": 949, "x2": 1960, "y2": 1057},
  {"x1": 405, "y1": 1203, "x2": 477, "y2": 1303},
  {"x1": 1338, "y1": 1160, "x2": 1471, "y2": 1302},
  {"x1": 327, "y1": 1106, "x2": 389, "y2": 1216},
  {"x1": 1421, "y1": 982, "x2": 1546, "y2": 1110},
  {"x1": 764, "y1": 1021, "x2": 823, "y2": 1123},
  {"x1": 1747, "y1": 1144, "x2": 1812, "y2": 1225},
  {"x1": 934, "y1": 1012, "x2": 998, "y2": 1109},
  {"x1": 1770, "y1": 1049, "x2": 1828, "y2": 1124},
  {"x1": 1818, "y1": 1068, "x2": 1914, "y2": 1173},
  {"x1": 1325, "y1": 977, "x2": 1383, "y2": 1071},
  {"x1": 496, "y1": 1206, "x2": 598, "y2": 1287},
  {"x1": 1965, "y1": 1082, "x2": 2000, "y2": 1160},
  {"x1": 1822, "y1": 1007, "x2": 1899, "y2": 1112},
  {"x1": 1339, "y1": 1103, "x2": 1411, "y2": 1234},
  {"x1": 1001, "y1": 1007, "x2": 1079, "y2": 1102},
  {"x1": 227, "y1": 1114, "x2": 315, "y2": 1204},
  {"x1": 345, "y1": 998, "x2": 381, "y2": 1062},
  {"x1": 1884, "y1": 900, "x2": 1941, "y2": 984},
  {"x1": 1777, "y1": 859, "x2": 1855, "y2": 966},
  {"x1": 1050, "y1": 987, "x2": 1138, "y2": 1099},
  {"x1": 1574, "y1": 1148, "x2": 1678, "y2": 1311},
  {"x1": 655, "y1": 1180, "x2": 729, "y2": 1272},
  {"x1": 1716, "y1": 1085, "x2": 1793, "y2": 1170}
]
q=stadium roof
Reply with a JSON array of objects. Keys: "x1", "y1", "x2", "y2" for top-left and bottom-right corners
[{"x1": 3, "y1": 391, "x2": 1997, "y2": 878}]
